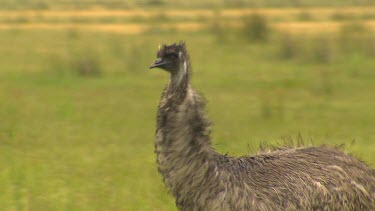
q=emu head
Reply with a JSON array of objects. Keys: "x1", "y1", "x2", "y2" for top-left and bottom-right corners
[{"x1": 149, "y1": 42, "x2": 188, "y2": 74}]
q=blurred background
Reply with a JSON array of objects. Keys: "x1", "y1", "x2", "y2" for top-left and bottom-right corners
[{"x1": 0, "y1": 0, "x2": 375, "y2": 210}]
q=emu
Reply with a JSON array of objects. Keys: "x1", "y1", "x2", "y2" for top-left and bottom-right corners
[{"x1": 149, "y1": 42, "x2": 375, "y2": 210}]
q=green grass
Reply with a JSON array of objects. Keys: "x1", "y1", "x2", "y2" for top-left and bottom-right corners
[
  {"x1": 1, "y1": 0, "x2": 375, "y2": 10},
  {"x1": 0, "y1": 27, "x2": 374, "y2": 210}
]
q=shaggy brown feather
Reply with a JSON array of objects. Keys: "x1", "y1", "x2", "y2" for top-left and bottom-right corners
[{"x1": 151, "y1": 42, "x2": 375, "y2": 210}]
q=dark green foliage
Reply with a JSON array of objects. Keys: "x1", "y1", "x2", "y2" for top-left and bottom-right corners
[
  {"x1": 70, "y1": 53, "x2": 102, "y2": 77},
  {"x1": 338, "y1": 22, "x2": 375, "y2": 56},
  {"x1": 146, "y1": 0, "x2": 165, "y2": 6},
  {"x1": 242, "y1": 13, "x2": 270, "y2": 42},
  {"x1": 296, "y1": 11, "x2": 313, "y2": 21},
  {"x1": 31, "y1": 1, "x2": 49, "y2": 10},
  {"x1": 278, "y1": 33, "x2": 300, "y2": 59},
  {"x1": 210, "y1": 12, "x2": 230, "y2": 43},
  {"x1": 311, "y1": 35, "x2": 334, "y2": 64},
  {"x1": 153, "y1": 12, "x2": 170, "y2": 22},
  {"x1": 331, "y1": 11, "x2": 354, "y2": 21},
  {"x1": 278, "y1": 33, "x2": 334, "y2": 63},
  {"x1": 46, "y1": 51, "x2": 102, "y2": 77},
  {"x1": 224, "y1": 0, "x2": 249, "y2": 8}
]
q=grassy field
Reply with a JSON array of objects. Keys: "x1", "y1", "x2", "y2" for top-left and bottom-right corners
[
  {"x1": 0, "y1": 5, "x2": 375, "y2": 211},
  {"x1": 1, "y1": 0, "x2": 375, "y2": 10},
  {"x1": 1, "y1": 7, "x2": 375, "y2": 34}
]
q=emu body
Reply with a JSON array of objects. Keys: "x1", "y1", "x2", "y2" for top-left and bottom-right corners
[{"x1": 150, "y1": 42, "x2": 375, "y2": 210}]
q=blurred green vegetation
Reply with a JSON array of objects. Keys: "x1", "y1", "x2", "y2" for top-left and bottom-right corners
[
  {"x1": 0, "y1": 4, "x2": 375, "y2": 211},
  {"x1": 1, "y1": 0, "x2": 375, "y2": 9}
]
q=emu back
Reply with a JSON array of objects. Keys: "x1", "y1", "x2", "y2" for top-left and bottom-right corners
[{"x1": 150, "y1": 42, "x2": 375, "y2": 210}]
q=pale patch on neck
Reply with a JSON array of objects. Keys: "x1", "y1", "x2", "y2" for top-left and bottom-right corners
[{"x1": 171, "y1": 52, "x2": 188, "y2": 86}]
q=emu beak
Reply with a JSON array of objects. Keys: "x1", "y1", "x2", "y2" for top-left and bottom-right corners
[{"x1": 150, "y1": 58, "x2": 167, "y2": 69}]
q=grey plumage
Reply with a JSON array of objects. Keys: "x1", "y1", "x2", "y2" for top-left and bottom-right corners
[{"x1": 150, "y1": 42, "x2": 375, "y2": 210}]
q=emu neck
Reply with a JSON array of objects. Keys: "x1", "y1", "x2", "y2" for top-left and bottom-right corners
[
  {"x1": 155, "y1": 55, "x2": 216, "y2": 198},
  {"x1": 169, "y1": 59, "x2": 190, "y2": 91}
]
